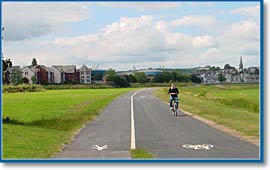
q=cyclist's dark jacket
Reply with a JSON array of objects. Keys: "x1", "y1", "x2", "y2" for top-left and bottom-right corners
[{"x1": 168, "y1": 88, "x2": 179, "y2": 97}]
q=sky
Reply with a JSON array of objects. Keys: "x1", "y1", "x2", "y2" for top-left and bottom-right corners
[{"x1": 2, "y1": 2, "x2": 260, "y2": 71}]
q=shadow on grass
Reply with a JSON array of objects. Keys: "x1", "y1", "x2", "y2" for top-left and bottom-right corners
[
  {"x1": 2, "y1": 117, "x2": 24, "y2": 125},
  {"x1": 2, "y1": 111, "x2": 99, "y2": 131}
]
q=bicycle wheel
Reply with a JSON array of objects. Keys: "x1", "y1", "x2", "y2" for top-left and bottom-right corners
[{"x1": 174, "y1": 103, "x2": 178, "y2": 116}]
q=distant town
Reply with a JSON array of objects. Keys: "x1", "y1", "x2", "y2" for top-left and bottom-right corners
[{"x1": 2, "y1": 57, "x2": 259, "y2": 86}]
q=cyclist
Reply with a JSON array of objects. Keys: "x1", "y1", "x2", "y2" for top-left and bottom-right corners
[{"x1": 168, "y1": 83, "x2": 179, "y2": 110}]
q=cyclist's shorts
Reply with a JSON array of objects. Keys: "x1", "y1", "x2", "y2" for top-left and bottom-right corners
[{"x1": 170, "y1": 97, "x2": 179, "y2": 103}]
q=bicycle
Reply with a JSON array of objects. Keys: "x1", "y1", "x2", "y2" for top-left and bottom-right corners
[{"x1": 171, "y1": 98, "x2": 178, "y2": 116}]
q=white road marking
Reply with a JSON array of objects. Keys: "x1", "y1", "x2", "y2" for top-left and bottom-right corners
[
  {"x1": 182, "y1": 144, "x2": 214, "y2": 150},
  {"x1": 139, "y1": 96, "x2": 147, "y2": 98},
  {"x1": 130, "y1": 90, "x2": 142, "y2": 150},
  {"x1": 92, "y1": 145, "x2": 108, "y2": 151}
]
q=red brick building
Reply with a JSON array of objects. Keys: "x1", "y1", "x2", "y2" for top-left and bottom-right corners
[
  {"x1": 52, "y1": 65, "x2": 77, "y2": 83},
  {"x1": 36, "y1": 65, "x2": 48, "y2": 84}
]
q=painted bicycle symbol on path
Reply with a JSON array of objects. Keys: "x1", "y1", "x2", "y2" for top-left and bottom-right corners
[
  {"x1": 182, "y1": 144, "x2": 214, "y2": 150},
  {"x1": 92, "y1": 145, "x2": 108, "y2": 151}
]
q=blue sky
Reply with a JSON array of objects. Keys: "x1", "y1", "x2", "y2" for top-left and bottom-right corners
[
  {"x1": 2, "y1": 2, "x2": 260, "y2": 70},
  {"x1": 61, "y1": 2, "x2": 258, "y2": 36}
]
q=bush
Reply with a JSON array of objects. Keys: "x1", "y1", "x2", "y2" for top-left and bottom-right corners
[
  {"x1": 106, "y1": 75, "x2": 130, "y2": 87},
  {"x1": 3, "y1": 84, "x2": 46, "y2": 93},
  {"x1": 134, "y1": 72, "x2": 148, "y2": 83},
  {"x1": 43, "y1": 84, "x2": 113, "y2": 90},
  {"x1": 131, "y1": 82, "x2": 192, "y2": 88}
]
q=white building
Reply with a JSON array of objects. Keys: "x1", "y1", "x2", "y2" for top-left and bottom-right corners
[
  {"x1": 80, "y1": 65, "x2": 91, "y2": 84},
  {"x1": 51, "y1": 66, "x2": 62, "y2": 84},
  {"x1": 21, "y1": 66, "x2": 36, "y2": 84},
  {"x1": 52, "y1": 65, "x2": 76, "y2": 83},
  {"x1": 45, "y1": 67, "x2": 54, "y2": 84}
]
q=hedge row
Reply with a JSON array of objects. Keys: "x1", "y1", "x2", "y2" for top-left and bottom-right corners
[
  {"x1": 130, "y1": 82, "x2": 193, "y2": 88},
  {"x1": 44, "y1": 82, "x2": 192, "y2": 90},
  {"x1": 42, "y1": 84, "x2": 113, "y2": 90},
  {"x1": 3, "y1": 84, "x2": 46, "y2": 93},
  {"x1": 2, "y1": 82, "x2": 193, "y2": 93}
]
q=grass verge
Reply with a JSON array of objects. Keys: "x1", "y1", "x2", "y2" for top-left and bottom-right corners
[
  {"x1": 2, "y1": 88, "x2": 135, "y2": 159},
  {"x1": 3, "y1": 84, "x2": 46, "y2": 93},
  {"x1": 130, "y1": 149, "x2": 154, "y2": 159},
  {"x1": 154, "y1": 84, "x2": 259, "y2": 138}
]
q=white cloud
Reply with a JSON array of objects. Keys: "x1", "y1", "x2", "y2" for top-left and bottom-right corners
[
  {"x1": 52, "y1": 34, "x2": 98, "y2": 46},
  {"x1": 96, "y1": 2, "x2": 181, "y2": 11},
  {"x1": 2, "y1": 2, "x2": 91, "y2": 41},
  {"x1": 164, "y1": 32, "x2": 193, "y2": 50},
  {"x1": 232, "y1": 5, "x2": 260, "y2": 18},
  {"x1": 36, "y1": 15, "x2": 168, "y2": 65},
  {"x1": 188, "y1": 2, "x2": 215, "y2": 7},
  {"x1": 212, "y1": 18, "x2": 260, "y2": 67},
  {"x1": 230, "y1": 20, "x2": 259, "y2": 40},
  {"x1": 199, "y1": 48, "x2": 220, "y2": 60},
  {"x1": 101, "y1": 15, "x2": 154, "y2": 35},
  {"x1": 169, "y1": 15, "x2": 218, "y2": 31},
  {"x1": 5, "y1": 15, "x2": 200, "y2": 67},
  {"x1": 3, "y1": 8, "x2": 260, "y2": 70},
  {"x1": 192, "y1": 35, "x2": 216, "y2": 48},
  {"x1": 216, "y1": 19, "x2": 259, "y2": 56}
]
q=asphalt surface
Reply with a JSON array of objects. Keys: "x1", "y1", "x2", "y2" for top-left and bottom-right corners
[
  {"x1": 134, "y1": 88, "x2": 259, "y2": 159},
  {"x1": 54, "y1": 88, "x2": 259, "y2": 159},
  {"x1": 54, "y1": 91, "x2": 134, "y2": 159}
]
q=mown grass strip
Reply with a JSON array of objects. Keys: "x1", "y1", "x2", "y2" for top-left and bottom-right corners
[
  {"x1": 154, "y1": 84, "x2": 259, "y2": 137},
  {"x1": 130, "y1": 149, "x2": 154, "y2": 159}
]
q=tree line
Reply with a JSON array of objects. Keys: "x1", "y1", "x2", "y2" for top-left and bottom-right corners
[
  {"x1": 3, "y1": 56, "x2": 239, "y2": 87},
  {"x1": 105, "y1": 69, "x2": 202, "y2": 87}
]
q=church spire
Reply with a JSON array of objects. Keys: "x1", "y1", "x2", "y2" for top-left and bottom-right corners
[{"x1": 239, "y1": 56, "x2": 243, "y2": 70}]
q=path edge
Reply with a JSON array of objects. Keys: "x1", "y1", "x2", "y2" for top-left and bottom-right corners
[{"x1": 153, "y1": 89, "x2": 259, "y2": 147}]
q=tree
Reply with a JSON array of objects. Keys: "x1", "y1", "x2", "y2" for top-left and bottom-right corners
[
  {"x1": 190, "y1": 74, "x2": 201, "y2": 83},
  {"x1": 153, "y1": 73, "x2": 164, "y2": 83},
  {"x1": 218, "y1": 73, "x2": 226, "y2": 83},
  {"x1": 2, "y1": 57, "x2": 12, "y2": 72},
  {"x1": 22, "y1": 77, "x2": 29, "y2": 84},
  {"x1": 31, "y1": 76, "x2": 37, "y2": 84},
  {"x1": 162, "y1": 71, "x2": 172, "y2": 82},
  {"x1": 126, "y1": 74, "x2": 137, "y2": 83},
  {"x1": 184, "y1": 74, "x2": 192, "y2": 82},
  {"x1": 209, "y1": 66, "x2": 221, "y2": 71},
  {"x1": 224, "y1": 64, "x2": 235, "y2": 70},
  {"x1": 106, "y1": 75, "x2": 130, "y2": 87},
  {"x1": 2, "y1": 57, "x2": 12, "y2": 84},
  {"x1": 31, "y1": 58, "x2": 38, "y2": 66},
  {"x1": 254, "y1": 68, "x2": 259, "y2": 75},
  {"x1": 10, "y1": 69, "x2": 23, "y2": 85},
  {"x1": 92, "y1": 73, "x2": 103, "y2": 81},
  {"x1": 134, "y1": 72, "x2": 148, "y2": 83},
  {"x1": 178, "y1": 74, "x2": 190, "y2": 82},
  {"x1": 171, "y1": 71, "x2": 179, "y2": 82},
  {"x1": 106, "y1": 69, "x2": 116, "y2": 77}
]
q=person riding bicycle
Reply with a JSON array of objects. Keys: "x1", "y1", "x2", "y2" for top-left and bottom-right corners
[{"x1": 168, "y1": 83, "x2": 179, "y2": 110}]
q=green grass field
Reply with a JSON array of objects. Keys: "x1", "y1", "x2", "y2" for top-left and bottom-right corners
[
  {"x1": 130, "y1": 149, "x2": 154, "y2": 159},
  {"x1": 2, "y1": 88, "x2": 134, "y2": 158},
  {"x1": 155, "y1": 84, "x2": 259, "y2": 138}
]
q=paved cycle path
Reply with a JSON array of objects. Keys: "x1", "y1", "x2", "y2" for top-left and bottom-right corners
[
  {"x1": 54, "y1": 88, "x2": 259, "y2": 159},
  {"x1": 134, "y1": 88, "x2": 259, "y2": 159},
  {"x1": 54, "y1": 91, "x2": 135, "y2": 159}
]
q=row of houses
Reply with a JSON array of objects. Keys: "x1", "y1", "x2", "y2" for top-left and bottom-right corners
[
  {"x1": 115, "y1": 66, "x2": 260, "y2": 84},
  {"x1": 3, "y1": 65, "x2": 106, "y2": 85},
  {"x1": 196, "y1": 67, "x2": 260, "y2": 84}
]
